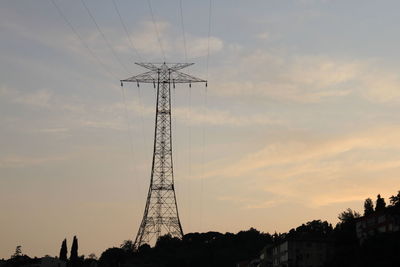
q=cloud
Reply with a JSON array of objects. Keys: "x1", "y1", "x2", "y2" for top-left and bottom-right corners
[
  {"x1": 0, "y1": 86, "x2": 57, "y2": 109},
  {"x1": 185, "y1": 36, "x2": 223, "y2": 58},
  {"x1": 2, "y1": 86, "x2": 72, "y2": 111},
  {"x1": 37, "y1": 128, "x2": 69, "y2": 134},
  {"x1": 116, "y1": 20, "x2": 224, "y2": 59},
  {"x1": 127, "y1": 20, "x2": 171, "y2": 57},
  {"x1": 203, "y1": 126, "x2": 400, "y2": 209},
  {"x1": 106, "y1": 96, "x2": 281, "y2": 127},
  {"x1": 211, "y1": 50, "x2": 360, "y2": 103},
  {"x1": 14, "y1": 89, "x2": 53, "y2": 107},
  {"x1": 256, "y1": 32, "x2": 270, "y2": 40},
  {"x1": 360, "y1": 70, "x2": 400, "y2": 103},
  {"x1": 0, "y1": 155, "x2": 68, "y2": 168},
  {"x1": 218, "y1": 195, "x2": 282, "y2": 210},
  {"x1": 210, "y1": 49, "x2": 400, "y2": 104},
  {"x1": 173, "y1": 106, "x2": 281, "y2": 127},
  {"x1": 0, "y1": 85, "x2": 130, "y2": 132},
  {"x1": 2, "y1": 85, "x2": 278, "y2": 133}
]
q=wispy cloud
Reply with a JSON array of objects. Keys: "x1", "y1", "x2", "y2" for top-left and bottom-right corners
[
  {"x1": 211, "y1": 51, "x2": 358, "y2": 102},
  {"x1": 114, "y1": 20, "x2": 223, "y2": 60},
  {"x1": 14, "y1": 89, "x2": 53, "y2": 107},
  {"x1": 174, "y1": 106, "x2": 281, "y2": 127},
  {"x1": 202, "y1": 126, "x2": 400, "y2": 208},
  {"x1": 36, "y1": 128, "x2": 69, "y2": 134},
  {"x1": 0, "y1": 155, "x2": 69, "y2": 168},
  {"x1": 109, "y1": 97, "x2": 281, "y2": 127},
  {"x1": 211, "y1": 49, "x2": 400, "y2": 104}
]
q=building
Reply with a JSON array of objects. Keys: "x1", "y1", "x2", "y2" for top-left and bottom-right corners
[
  {"x1": 258, "y1": 245, "x2": 273, "y2": 267},
  {"x1": 260, "y1": 237, "x2": 332, "y2": 267},
  {"x1": 23, "y1": 256, "x2": 66, "y2": 267},
  {"x1": 356, "y1": 206, "x2": 400, "y2": 243},
  {"x1": 237, "y1": 259, "x2": 261, "y2": 267}
]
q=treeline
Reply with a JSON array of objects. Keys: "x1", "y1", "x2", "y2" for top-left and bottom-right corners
[
  {"x1": 1, "y1": 191, "x2": 400, "y2": 267},
  {"x1": 99, "y1": 191, "x2": 400, "y2": 267},
  {"x1": 100, "y1": 229, "x2": 272, "y2": 267}
]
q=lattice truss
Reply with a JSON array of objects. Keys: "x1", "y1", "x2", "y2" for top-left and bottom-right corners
[{"x1": 121, "y1": 63, "x2": 206, "y2": 248}]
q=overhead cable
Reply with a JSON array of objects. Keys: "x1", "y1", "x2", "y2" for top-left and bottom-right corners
[
  {"x1": 206, "y1": 0, "x2": 212, "y2": 80},
  {"x1": 200, "y1": 0, "x2": 213, "y2": 233},
  {"x1": 179, "y1": 0, "x2": 188, "y2": 62},
  {"x1": 49, "y1": 0, "x2": 118, "y2": 79},
  {"x1": 80, "y1": 0, "x2": 131, "y2": 74},
  {"x1": 147, "y1": 0, "x2": 166, "y2": 61},
  {"x1": 111, "y1": 0, "x2": 143, "y2": 62}
]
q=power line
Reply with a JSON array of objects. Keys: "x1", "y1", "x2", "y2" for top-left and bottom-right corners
[
  {"x1": 120, "y1": 84, "x2": 141, "y2": 194},
  {"x1": 111, "y1": 1, "x2": 149, "y2": 174},
  {"x1": 136, "y1": 86, "x2": 149, "y2": 161},
  {"x1": 206, "y1": 0, "x2": 212, "y2": 80},
  {"x1": 178, "y1": 2, "x2": 192, "y2": 230},
  {"x1": 80, "y1": 0, "x2": 131, "y2": 74},
  {"x1": 200, "y1": 0, "x2": 213, "y2": 233},
  {"x1": 187, "y1": 85, "x2": 192, "y2": 231},
  {"x1": 179, "y1": 0, "x2": 188, "y2": 62},
  {"x1": 147, "y1": 0, "x2": 166, "y2": 61},
  {"x1": 51, "y1": 0, "x2": 141, "y2": 212},
  {"x1": 49, "y1": 0, "x2": 118, "y2": 79},
  {"x1": 111, "y1": 0, "x2": 143, "y2": 62}
]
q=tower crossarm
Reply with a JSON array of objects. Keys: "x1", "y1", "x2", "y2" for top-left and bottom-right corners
[
  {"x1": 121, "y1": 70, "x2": 158, "y2": 84},
  {"x1": 169, "y1": 71, "x2": 206, "y2": 83},
  {"x1": 121, "y1": 62, "x2": 206, "y2": 85},
  {"x1": 135, "y1": 62, "x2": 194, "y2": 71}
]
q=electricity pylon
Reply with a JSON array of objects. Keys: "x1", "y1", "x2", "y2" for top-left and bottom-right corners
[{"x1": 121, "y1": 62, "x2": 206, "y2": 249}]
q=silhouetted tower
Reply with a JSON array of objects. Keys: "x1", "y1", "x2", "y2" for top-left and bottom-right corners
[{"x1": 121, "y1": 63, "x2": 206, "y2": 248}]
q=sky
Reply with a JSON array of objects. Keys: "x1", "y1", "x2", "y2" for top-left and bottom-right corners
[{"x1": 1, "y1": 0, "x2": 400, "y2": 259}]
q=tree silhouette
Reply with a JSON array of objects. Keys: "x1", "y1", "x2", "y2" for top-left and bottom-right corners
[
  {"x1": 364, "y1": 198, "x2": 374, "y2": 216},
  {"x1": 375, "y1": 194, "x2": 386, "y2": 211},
  {"x1": 99, "y1": 247, "x2": 129, "y2": 267},
  {"x1": 120, "y1": 240, "x2": 134, "y2": 251},
  {"x1": 70, "y1": 236, "x2": 78, "y2": 261},
  {"x1": 12, "y1": 246, "x2": 22, "y2": 258},
  {"x1": 389, "y1": 191, "x2": 400, "y2": 207},
  {"x1": 88, "y1": 253, "x2": 97, "y2": 260},
  {"x1": 338, "y1": 208, "x2": 360, "y2": 223},
  {"x1": 59, "y1": 238, "x2": 67, "y2": 261}
]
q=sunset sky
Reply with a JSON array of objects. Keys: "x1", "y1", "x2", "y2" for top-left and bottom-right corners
[{"x1": 1, "y1": 0, "x2": 400, "y2": 259}]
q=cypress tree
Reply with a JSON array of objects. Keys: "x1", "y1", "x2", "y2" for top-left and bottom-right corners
[
  {"x1": 364, "y1": 198, "x2": 374, "y2": 216},
  {"x1": 375, "y1": 194, "x2": 386, "y2": 211},
  {"x1": 70, "y1": 236, "x2": 78, "y2": 261},
  {"x1": 59, "y1": 238, "x2": 67, "y2": 261}
]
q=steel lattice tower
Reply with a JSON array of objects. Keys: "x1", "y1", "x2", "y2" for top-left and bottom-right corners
[{"x1": 121, "y1": 62, "x2": 206, "y2": 248}]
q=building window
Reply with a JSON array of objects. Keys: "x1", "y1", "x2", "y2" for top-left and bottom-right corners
[{"x1": 378, "y1": 226, "x2": 386, "y2": 233}]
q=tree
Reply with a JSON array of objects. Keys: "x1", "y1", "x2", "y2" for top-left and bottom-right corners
[
  {"x1": 364, "y1": 198, "x2": 374, "y2": 216},
  {"x1": 155, "y1": 234, "x2": 181, "y2": 249},
  {"x1": 12, "y1": 246, "x2": 22, "y2": 258},
  {"x1": 338, "y1": 208, "x2": 361, "y2": 223},
  {"x1": 375, "y1": 194, "x2": 386, "y2": 211},
  {"x1": 59, "y1": 238, "x2": 67, "y2": 261},
  {"x1": 288, "y1": 220, "x2": 333, "y2": 238},
  {"x1": 99, "y1": 247, "x2": 128, "y2": 267},
  {"x1": 389, "y1": 191, "x2": 400, "y2": 207},
  {"x1": 120, "y1": 240, "x2": 134, "y2": 251},
  {"x1": 88, "y1": 253, "x2": 97, "y2": 260},
  {"x1": 70, "y1": 236, "x2": 78, "y2": 261}
]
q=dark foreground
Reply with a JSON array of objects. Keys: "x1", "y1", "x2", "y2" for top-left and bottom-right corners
[{"x1": 2, "y1": 191, "x2": 400, "y2": 267}]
